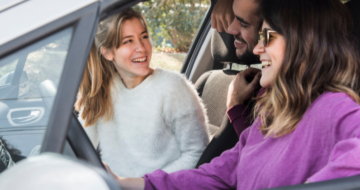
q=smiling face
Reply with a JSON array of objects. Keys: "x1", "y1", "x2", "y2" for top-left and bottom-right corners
[
  {"x1": 103, "y1": 18, "x2": 152, "y2": 81},
  {"x1": 228, "y1": 0, "x2": 260, "y2": 60},
  {"x1": 253, "y1": 21, "x2": 286, "y2": 88}
]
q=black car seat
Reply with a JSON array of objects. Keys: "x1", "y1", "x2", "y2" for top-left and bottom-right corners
[{"x1": 195, "y1": 29, "x2": 259, "y2": 167}]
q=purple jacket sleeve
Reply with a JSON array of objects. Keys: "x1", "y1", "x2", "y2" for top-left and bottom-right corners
[
  {"x1": 227, "y1": 87, "x2": 266, "y2": 137},
  {"x1": 308, "y1": 95, "x2": 360, "y2": 182},
  {"x1": 143, "y1": 139, "x2": 246, "y2": 190},
  {"x1": 227, "y1": 104, "x2": 251, "y2": 137},
  {"x1": 307, "y1": 138, "x2": 360, "y2": 182}
]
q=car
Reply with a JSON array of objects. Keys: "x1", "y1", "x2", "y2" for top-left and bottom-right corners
[{"x1": 0, "y1": 0, "x2": 359, "y2": 189}]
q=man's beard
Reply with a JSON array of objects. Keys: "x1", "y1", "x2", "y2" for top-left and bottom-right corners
[{"x1": 236, "y1": 47, "x2": 260, "y2": 63}]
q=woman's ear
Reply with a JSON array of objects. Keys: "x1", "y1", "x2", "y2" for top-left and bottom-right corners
[{"x1": 100, "y1": 47, "x2": 114, "y2": 61}]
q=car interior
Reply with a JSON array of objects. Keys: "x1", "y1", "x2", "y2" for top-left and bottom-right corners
[{"x1": 1, "y1": 0, "x2": 360, "y2": 189}]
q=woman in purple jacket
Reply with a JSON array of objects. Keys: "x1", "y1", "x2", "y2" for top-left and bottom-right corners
[{"x1": 105, "y1": 0, "x2": 360, "y2": 189}]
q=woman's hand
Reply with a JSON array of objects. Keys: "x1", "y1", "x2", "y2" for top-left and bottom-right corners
[
  {"x1": 227, "y1": 68, "x2": 261, "y2": 109},
  {"x1": 103, "y1": 162, "x2": 118, "y2": 179},
  {"x1": 211, "y1": 0, "x2": 234, "y2": 33},
  {"x1": 103, "y1": 162, "x2": 145, "y2": 190}
]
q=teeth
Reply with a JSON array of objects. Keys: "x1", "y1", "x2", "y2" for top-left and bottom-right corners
[
  {"x1": 132, "y1": 57, "x2": 146, "y2": 62},
  {"x1": 235, "y1": 40, "x2": 244, "y2": 44},
  {"x1": 262, "y1": 61, "x2": 272, "y2": 68}
]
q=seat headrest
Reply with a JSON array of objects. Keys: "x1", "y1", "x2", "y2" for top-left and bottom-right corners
[
  {"x1": 345, "y1": 0, "x2": 360, "y2": 49},
  {"x1": 211, "y1": 29, "x2": 259, "y2": 65}
]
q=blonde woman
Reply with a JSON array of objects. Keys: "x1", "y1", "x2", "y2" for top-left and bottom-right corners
[{"x1": 75, "y1": 9, "x2": 209, "y2": 178}]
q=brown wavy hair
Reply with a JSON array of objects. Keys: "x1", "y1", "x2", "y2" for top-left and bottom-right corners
[
  {"x1": 255, "y1": 0, "x2": 360, "y2": 137},
  {"x1": 75, "y1": 9, "x2": 149, "y2": 127}
]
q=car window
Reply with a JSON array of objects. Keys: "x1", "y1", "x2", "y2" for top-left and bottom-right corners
[
  {"x1": 0, "y1": 27, "x2": 73, "y2": 173},
  {"x1": 0, "y1": 60, "x2": 17, "y2": 86},
  {"x1": 133, "y1": 0, "x2": 210, "y2": 72}
]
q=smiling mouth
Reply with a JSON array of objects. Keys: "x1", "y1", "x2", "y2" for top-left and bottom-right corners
[
  {"x1": 132, "y1": 57, "x2": 147, "y2": 62},
  {"x1": 262, "y1": 61, "x2": 272, "y2": 68},
  {"x1": 235, "y1": 39, "x2": 245, "y2": 44}
]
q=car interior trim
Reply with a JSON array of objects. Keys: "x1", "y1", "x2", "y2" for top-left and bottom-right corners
[
  {"x1": 181, "y1": 0, "x2": 216, "y2": 76},
  {"x1": 7, "y1": 107, "x2": 45, "y2": 127},
  {"x1": 185, "y1": 22, "x2": 212, "y2": 79},
  {"x1": 188, "y1": 29, "x2": 213, "y2": 83}
]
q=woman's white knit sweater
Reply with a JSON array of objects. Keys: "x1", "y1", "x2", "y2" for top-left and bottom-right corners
[{"x1": 78, "y1": 68, "x2": 209, "y2": 177}]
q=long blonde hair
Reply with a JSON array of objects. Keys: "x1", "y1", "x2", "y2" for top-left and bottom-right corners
[
  {"x1": 75, "y1": 9, "x2": 149, "y2": 127},
  {"x1": 255, "y1": 0, "x2": 360, "y2": 137}
]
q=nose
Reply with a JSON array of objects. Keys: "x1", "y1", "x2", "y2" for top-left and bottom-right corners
[
  {"x1": 253, "y1": 38, "x2": 265, "y2": 55},
  {"x1": 135, "y1": 40, "x2": 146, "y2": 52},
  {"x1": 227, "y1": 18, "x2": 239, "y2": 35}
]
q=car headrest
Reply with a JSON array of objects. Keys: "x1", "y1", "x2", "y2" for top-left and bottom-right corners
[
  {"x1": 211, "y1": 29, "x2": 259, "y2": 65},
  {"x1": 345, "y1": 0, "x2": 360, "y2": 49}
]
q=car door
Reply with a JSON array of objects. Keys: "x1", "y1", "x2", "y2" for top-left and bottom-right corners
[{"x1": 0, "y1": 0, "x2": 103, "y2": 171}]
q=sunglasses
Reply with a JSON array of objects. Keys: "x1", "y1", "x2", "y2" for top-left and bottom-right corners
[{"x1": 258, "y1": 28, "x2": 277, "y2": 47}]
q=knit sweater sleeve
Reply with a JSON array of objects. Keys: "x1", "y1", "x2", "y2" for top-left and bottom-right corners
[
  {"x1": 161, "y1": 73, "x2": 210, "y2": 173},
  {"x1": 307, "y1": 95, "x2": 360, "y2": 182},
  {"x1": 77, "y1": 107, "x2": 99, "y2": 149}
]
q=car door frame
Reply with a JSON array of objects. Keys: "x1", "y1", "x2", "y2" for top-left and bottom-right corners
[{"x1": 181, "y1": 0, "x2": 216, "y2": 79}]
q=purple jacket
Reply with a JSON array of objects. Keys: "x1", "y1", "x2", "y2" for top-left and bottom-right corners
[{"x1": 144, "y1": 92, "x2": 360, "y2": 190}]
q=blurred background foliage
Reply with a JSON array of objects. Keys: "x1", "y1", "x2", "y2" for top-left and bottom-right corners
[{"x1": 134, "y1": 0, "x2": 210, "y2": 53}]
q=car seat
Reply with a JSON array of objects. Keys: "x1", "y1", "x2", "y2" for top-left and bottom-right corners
[{"x1": 195, "y1": 29, "x2": 259, "y2": 168}]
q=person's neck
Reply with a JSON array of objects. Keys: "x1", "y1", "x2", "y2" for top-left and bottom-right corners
[{"x1": 119, "y1": 68, "x2": 154, "y2": 89}]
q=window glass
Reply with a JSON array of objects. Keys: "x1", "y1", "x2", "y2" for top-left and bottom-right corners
[
  {"x1": 0, "y1": 60, "x2": 17, "y2": 86},
  {"x1": 133, "y1": 0, "x2": 210, "y2": 72},
  {"x1": 23, "y1": 33, "x2": 71, "y2": 99},
  {"x1": 0, "y1": 27, "x2": 73, "y2": 173}
]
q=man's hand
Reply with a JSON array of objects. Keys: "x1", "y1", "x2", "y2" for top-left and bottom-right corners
[
  {"x1": 211, "y1": 0, "x2": 234, "y2": 33},
  {"x1": 227, "y1": 68, "x2": 261, "y2": 109}
]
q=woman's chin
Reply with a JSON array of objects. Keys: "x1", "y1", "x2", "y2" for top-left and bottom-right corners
[
  {"x1": 133, "y1": 67, "x2": 151, "y2": 77},
  {"x1": 260, "y1": 77, "x2": 271, "y2": 88}
]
